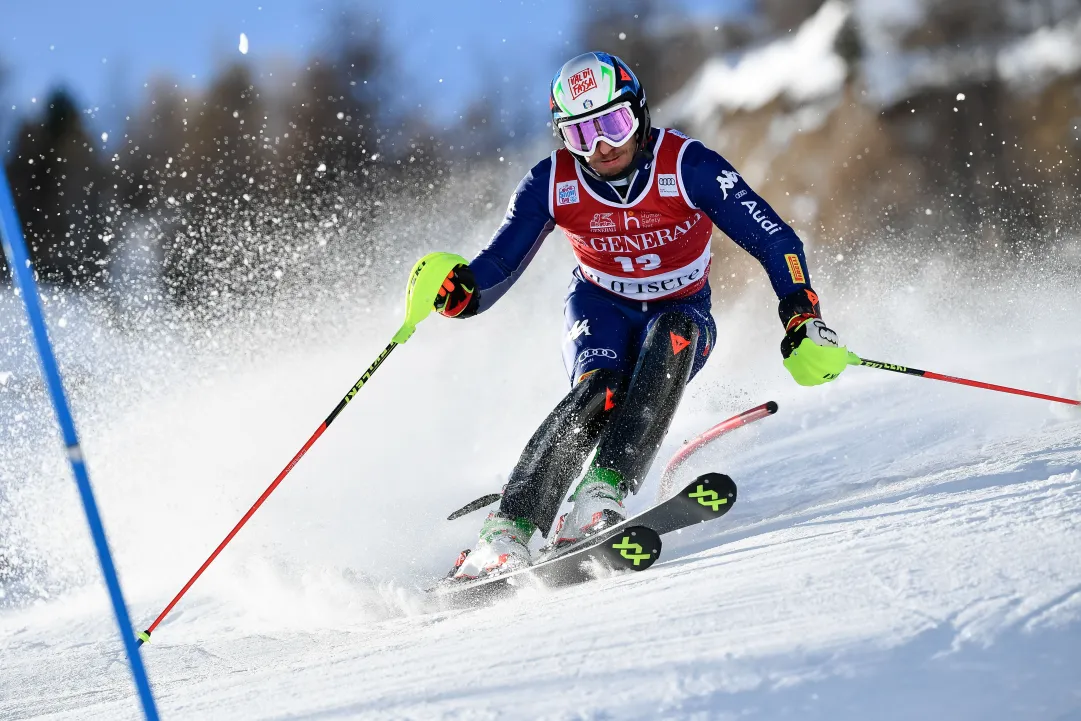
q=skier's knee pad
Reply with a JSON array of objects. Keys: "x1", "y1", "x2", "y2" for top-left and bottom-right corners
[
  {"x1": 636, "y1": 312, "x2": 700, "y2": 381},
  {"x1": 594, "y1": 312, "x2": 699, "y2": 494}
]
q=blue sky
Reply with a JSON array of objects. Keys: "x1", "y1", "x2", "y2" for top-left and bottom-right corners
[{"x1": 2, "y1": 0, "x2": 735, "y2": 142}]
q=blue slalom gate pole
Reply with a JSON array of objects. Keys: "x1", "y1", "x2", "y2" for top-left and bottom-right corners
[{"x1": 0, "y1": 166, "x2": 160, "y2": 720}]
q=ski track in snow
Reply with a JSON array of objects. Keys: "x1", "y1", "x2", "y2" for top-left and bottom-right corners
[
  {"x1": 3, "y1": 387, "x2": 1081, "y2": 720},
  {"x1": 3, "y1": 242, "x2": 1081, "y2": 719}
]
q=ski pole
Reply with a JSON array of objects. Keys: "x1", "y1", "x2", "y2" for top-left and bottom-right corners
[
  {"x1": 849, "y1": 354, "x2": 1080, "y2": 406},
  {"x1": 661, "y1": 402, "x2": 778, "y2": 481},
  {"x1": 657, "y1": 401, "x2": 778, "y2": 499},
  {"x1": 136, "y1": 251, "x2": 466, "y2": 646}
]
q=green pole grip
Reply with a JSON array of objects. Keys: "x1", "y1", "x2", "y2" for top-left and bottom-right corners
[{"x1": 392, "y1": 252, "x2": 469, "y2": 344}]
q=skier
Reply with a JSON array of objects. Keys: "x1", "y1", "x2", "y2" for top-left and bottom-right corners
[{"x1": 434, "y1": 52, "x2": 852, "y2": 581}]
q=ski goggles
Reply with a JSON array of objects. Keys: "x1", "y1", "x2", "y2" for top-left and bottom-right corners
[{"x1": 557, "y1": 102, "x2": 639, "y2": 157}]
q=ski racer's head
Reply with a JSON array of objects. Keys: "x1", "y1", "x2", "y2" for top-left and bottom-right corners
[{"x1": 550, "y1": 52, "x2": 651, "y2": 181}]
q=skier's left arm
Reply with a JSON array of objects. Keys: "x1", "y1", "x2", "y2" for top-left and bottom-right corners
[{"x1": 680, "y1": 140, "x2": 853, "y2": 386}]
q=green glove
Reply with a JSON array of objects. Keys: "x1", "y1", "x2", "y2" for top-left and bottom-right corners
[{"x1": 781, "y1": 318, "x2": 852, "y2": 386}]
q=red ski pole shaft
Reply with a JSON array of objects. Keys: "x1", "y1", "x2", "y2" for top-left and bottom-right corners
[
  {"x1": 657, "y1": 401, "x2": 778, "y2": 499},
  {"x1": 852, "y1": 356, "x2": 1080, "y2": 406},
  {"x1": 136, "y1": 341, "x2": 399, "y2": 645},
  {"x1": 136, "y1": 252, "x2": 469, "y2": 645},
  {"x1": 662, "y1": 401, "x2": 778, "y2": 479}
]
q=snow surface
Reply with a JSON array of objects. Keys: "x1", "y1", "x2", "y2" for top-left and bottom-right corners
[{"x1": 2, "y1": 225, "x2": 1081, "y2": 719}]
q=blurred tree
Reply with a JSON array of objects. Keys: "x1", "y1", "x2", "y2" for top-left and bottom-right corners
[
  {"x1": 155, "y1": 64, "x2": 269, "y2": 302},
  {"x1": 4, "y1": 89, "x2": 109, "y2": 286},
  {"x1": 580, "y1": 0, "x2": 740, "y2": 108},
  {"x1": 454, "y1": 89, "x2": 499, "y2": 159},
  {"x1": 135, "y1": 9, "x2": 403, "y2": 305},
  {"x1": 314, "y1": 14, "x2": 383, "y2": 160},
  {"x1": 906, "y1": 0, "x2": 1081, "y2": 48},
  {"x1": 758, "y1": 0, "x2": 826, "y2": 33},
  {"x1": 119, "y1": 79, "x2": 190, "y2": 214},
  {"x1": 112, "y1": 78, "x2": 197, "y2": 302},
  {"x1": 583, "y1": 0, "x2": 675, "y2": 103}
]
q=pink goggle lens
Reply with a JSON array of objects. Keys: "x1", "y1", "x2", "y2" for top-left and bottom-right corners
[{"x1": 559, "y1": 104, "x2": 637, "y2": 156}]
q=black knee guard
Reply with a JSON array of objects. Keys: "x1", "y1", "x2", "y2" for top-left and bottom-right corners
[
  {"x1": 499, "y1": 368, "x2": 627, "y2": 534},
  {"x1": 592, "y1": 312, "x2": 698, "y2": 495}
]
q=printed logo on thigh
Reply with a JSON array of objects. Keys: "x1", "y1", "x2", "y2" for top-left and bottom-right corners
[
  {"x1": 565, "y1": 319, "x2": 591, "y2": 344},
  {"x1": 577, "y1": 348, "x2": 618, "y2": 364}
]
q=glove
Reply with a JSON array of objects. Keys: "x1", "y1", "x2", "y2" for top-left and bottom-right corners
[
  {"x1": 777, "y1": 288, "x2": 851, "y2": 387},
  {"x1": 433, "y1": 264, "x2": 478, "y2": 318},
  {"x1": 781, "y1": 318, "x2": 852, "y2": 386}
]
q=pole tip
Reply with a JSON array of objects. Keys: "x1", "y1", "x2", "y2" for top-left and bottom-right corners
[{"x1": 137, "y1": 630, "x2": 151, "y2": 645}]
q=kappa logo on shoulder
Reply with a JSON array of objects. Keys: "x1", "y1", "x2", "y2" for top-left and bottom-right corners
[
  {"x1": 716, "y1": 170, "x2": 740, "y2": 200},
  {"x1": 557, "y1": 180, "x2": 580, "y2": 206},
  {"x1": 589, "y1": 213, "x2": 616, "y2": 233}
]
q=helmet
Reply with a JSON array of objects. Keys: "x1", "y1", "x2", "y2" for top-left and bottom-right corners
[{"x1": 550, "y1": 52, "x2": 652, "y2": 179}]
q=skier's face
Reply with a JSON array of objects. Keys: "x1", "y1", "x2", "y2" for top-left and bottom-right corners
[{"x1": 587, "y1": 138, "x2": 636, "y2": 178}]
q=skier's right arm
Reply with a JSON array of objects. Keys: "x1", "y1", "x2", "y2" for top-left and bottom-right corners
[{"x1": 435, "y1": 157, "x2": 555, "y2": 318}]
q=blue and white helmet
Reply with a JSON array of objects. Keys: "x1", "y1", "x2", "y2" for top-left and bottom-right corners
[{"x1": 550, "y1": 51, "x2": 651, "y2": 157}]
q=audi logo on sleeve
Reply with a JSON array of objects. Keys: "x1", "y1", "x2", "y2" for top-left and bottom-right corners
[{"x1": 550, "y1": 129, "x2": 714, "y2": 302}]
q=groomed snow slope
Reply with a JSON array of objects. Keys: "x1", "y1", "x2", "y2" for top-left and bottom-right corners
[{"x1": 2, "y1": 238, "x2": 1080, "y2": 720}]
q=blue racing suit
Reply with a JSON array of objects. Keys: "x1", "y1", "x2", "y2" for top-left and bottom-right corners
[{"x1": 467, "y1": 128, "x2": 811, "y2": 385}]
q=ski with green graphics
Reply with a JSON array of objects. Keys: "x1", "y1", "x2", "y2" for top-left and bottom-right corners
[{"x1": 435, "y1": 472, "x2": 737, "y2": 603}]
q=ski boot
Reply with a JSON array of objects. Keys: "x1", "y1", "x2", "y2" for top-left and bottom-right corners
[
  {"x1": 446, "y1": 513, "x2": 535, "y2": 582},
  {"x1": 549, "y1": 467, "x2": 627, "y2": 550}
]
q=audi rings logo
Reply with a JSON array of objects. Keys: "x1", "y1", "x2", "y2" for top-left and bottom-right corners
[{"x1": 577, "y1": 348, "x2": 618, "y2": 363}]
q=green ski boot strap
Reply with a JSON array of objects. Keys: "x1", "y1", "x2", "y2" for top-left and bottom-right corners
[
  {"x1": 479, "y1": 514, "x2": 536, "y2": 542},
  {"x1": 571, "y1": 467, "x2": 624, "y2": 500}
]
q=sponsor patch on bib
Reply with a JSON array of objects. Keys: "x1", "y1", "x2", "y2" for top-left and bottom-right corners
[
  {"x1": 657, "y1": 174, "x2": 679, "y2": 198},
  {"x1": 557, "y1": 180, "x2": 580, "y2": 206}
]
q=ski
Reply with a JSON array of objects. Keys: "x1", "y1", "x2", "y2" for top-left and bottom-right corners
[
  {"x1": 434, "y1": 472, "x2": 736, "y2": 603},
  {"x1": 439, "y1": 525, "x2": 663, "y2": 603}
]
